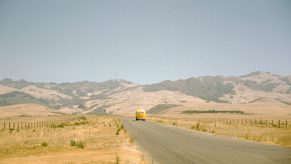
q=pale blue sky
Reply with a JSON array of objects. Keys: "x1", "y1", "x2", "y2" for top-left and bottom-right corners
[{"x1": 0, "y1": 0, "x2": 291, "y2": 84}]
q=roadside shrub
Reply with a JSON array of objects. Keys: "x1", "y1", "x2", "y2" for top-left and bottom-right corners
[
  {"x1": 115, "y1": 154, "x2": 120, "y2": 164},
  {"x1": 277, "y1": 135, "x2": 291, "y2": 145},
  {"x1": 70, "y1": 140, "x2": 76, "y2": 146},
  {"x1": 116, "y1": 128, "x2": 121, "y2": 135},
  {"x1": 74, "y1": 121, "x2": 88, "y2": 126},
  {"x1": 51, "y1": 123, "x2": 65, "y2": 128},
  {"x1": 244, "y1": 133, "x2": 250, "y2": 140},
  {"x1": 201, "y1": 128, "x2": 207, "y2": 132},
  {"x1": 70, "y1": 140, "x2": 85, "y2": 149},
  {"x1": 254, "y1": 135, "x2": 262, "y2": 142},
  {"x1": 172, "y1": 121, "x2": 177, "y2": 126},
  {"x1": 195, "y1": 123, "x2": 200, "y2": 130},
  {"x1": 79, "y1": 116, "x2": 87, "y2": 120},
  {"x1": 115, "y1": 123, "x2": 124, "y2": 135},
  {"x1": 76, "y1": 141, "x2": 85, "y2": 149},
  {"x1": 129, "y1": 135, "x2": 134, "y2": 144},
  {"x1": 9, "y1": 128, "x2": 14, "y2": 133},
  {"x1": 41, "y1": 142, "x2": 48, "y2": 147},
  {"x1": 157, "y1": 120, "x2": 164, "y2": 123}
]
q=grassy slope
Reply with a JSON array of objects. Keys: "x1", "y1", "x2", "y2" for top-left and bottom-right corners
[{"x1": 149, "y1": 116, "x2": 291, "y2": 147}]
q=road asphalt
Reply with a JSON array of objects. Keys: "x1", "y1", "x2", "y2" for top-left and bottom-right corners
[{"x1": 122, "y1": 118, "x2": 291, "y2": 164}]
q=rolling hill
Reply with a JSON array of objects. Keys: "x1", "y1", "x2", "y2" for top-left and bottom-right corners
[{"x1": 0, "y1": 71, "x2": 291, "y2": 116}]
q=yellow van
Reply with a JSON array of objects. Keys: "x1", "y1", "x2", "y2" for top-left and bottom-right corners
[{"x1": 136, "y1": 109, "x2": 146, "y2": 121}]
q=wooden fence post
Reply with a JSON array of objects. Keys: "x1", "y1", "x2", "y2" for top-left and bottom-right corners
[{"x1": 278, "y1": 120, "x2": 281, "y2": 128}]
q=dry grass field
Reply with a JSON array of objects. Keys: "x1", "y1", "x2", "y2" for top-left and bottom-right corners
[
  {"x1": 162, "y1": 99, "x2": 291, "y2": 117},
  {"x1": 0, "y1": 115, "x2": 146, "y2": 164},
  {"x1": 0, "y1": 104, "x2": 56, "y2": 118},
  {"x1": 84, "y1": 87, "x2": 204, "y2": 115},
  {"x1": 149, "y1": 115, "x2": 291, "y2": 147}
]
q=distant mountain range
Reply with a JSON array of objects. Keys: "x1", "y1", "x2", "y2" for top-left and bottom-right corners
[{"x1": 1, "y1": 71, "x2": 291, "y2": 115}]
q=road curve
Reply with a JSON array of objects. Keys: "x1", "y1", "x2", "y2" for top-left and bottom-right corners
[{"x1": 122, "y1": 118, "x2": 291, "y2": 164}]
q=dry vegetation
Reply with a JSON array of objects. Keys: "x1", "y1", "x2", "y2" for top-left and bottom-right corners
[
  {"x1": 149, "y1": 115, "x2": 291, "y2": 146},
  {"x1": 0, "y1": 104, "x2": 55, "y2": 118},
  {"x1": 0, "y1": 115, "x2": 146, "y2": 164}
]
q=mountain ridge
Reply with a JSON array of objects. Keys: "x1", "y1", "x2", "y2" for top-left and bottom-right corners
[{"x1": 1, "y1": 71, "x2": 291, "y2": 115}]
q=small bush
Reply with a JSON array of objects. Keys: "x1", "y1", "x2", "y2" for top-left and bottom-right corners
[
  {"x1": 70, "y1": 140, "x2": 85, "y2": 149},
  {"x1": 244, "y1": 134, "x2": 250, "y2": 140},
  {"x1": 116, "y1": 128, "x2": 121, "y2": 135},
  {"x1": 129, "y1": 136, "x2": 134, "y2": 144},
  {"x1": 172, "y1": 122, "x2": 177, "y2": 126},
  {"x1": 201, "y1": 128, "x2": 207, "y2": 132},
  {"x1": 158, "y1": 120, "x2": 164, "y2": 123},
  {"x1": 196, "y1": 123, "x2": 200, "y2": 130},
  {"x1": 74, "y1": 121, "x2": 88, "y2": 126},
  {"x1": 79, "y1": 116, "x2": 87, "y2": 120},
  {"x1": 51, "y1": 123, "x2": 65, "y2": 128},
  {"x1": 76, "y1": 141, "x2": 85, "y2": 149},
  {"x1": 115, "y1": 123, "x2": 124, "y2": 135},
  {"x1": 115, "y1": 154, "x2": 120, "y2": 164},
  {"x1": 9, "y1": 128, "x2": 14, "y2": 133},
  {"x1": 41, "y1": 142, "x2": 48, "y2": 147},
  {"x1": 70, "y1": 140, "x2": 76, "y2": 146},
  {"x1": 277, "y1": 135, "x2": 291, "y2": 145}
]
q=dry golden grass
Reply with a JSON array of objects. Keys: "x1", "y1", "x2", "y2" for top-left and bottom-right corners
[
  {"x1": 0, "y1": 104, "x2": 56, "y2": 118},
  {"x1": 0, "y1": 115, "x2": 146, "y2": 164},
  {"x1": 20, "y1": 85, "x2": 72, "y2": 101},
  {"x1": 84, "y1": 87, "x2": 204, "y2": 115},
  {"x1": 149, "y1": 115, "x2": 291, "y2": 147},
  {"x1": 0, "y1": 85, "x2": 17, "y2": 94},
  {"x1": 163, "y1": 99, "x2": 291, "y2": 117}
]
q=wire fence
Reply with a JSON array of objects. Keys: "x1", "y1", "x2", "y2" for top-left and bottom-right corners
[{"x1": 155, "y1": 116, "x2": 290, "y2": 128}]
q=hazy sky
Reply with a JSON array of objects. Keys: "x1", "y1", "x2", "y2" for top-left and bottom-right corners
[{"x1": 0, "y1": 0, "x2": 291, "y2": 84}]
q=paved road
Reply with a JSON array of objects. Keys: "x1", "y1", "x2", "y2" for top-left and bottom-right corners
[{"x1": 122, "y1": 118, "x2": 291, "y2": 164}]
